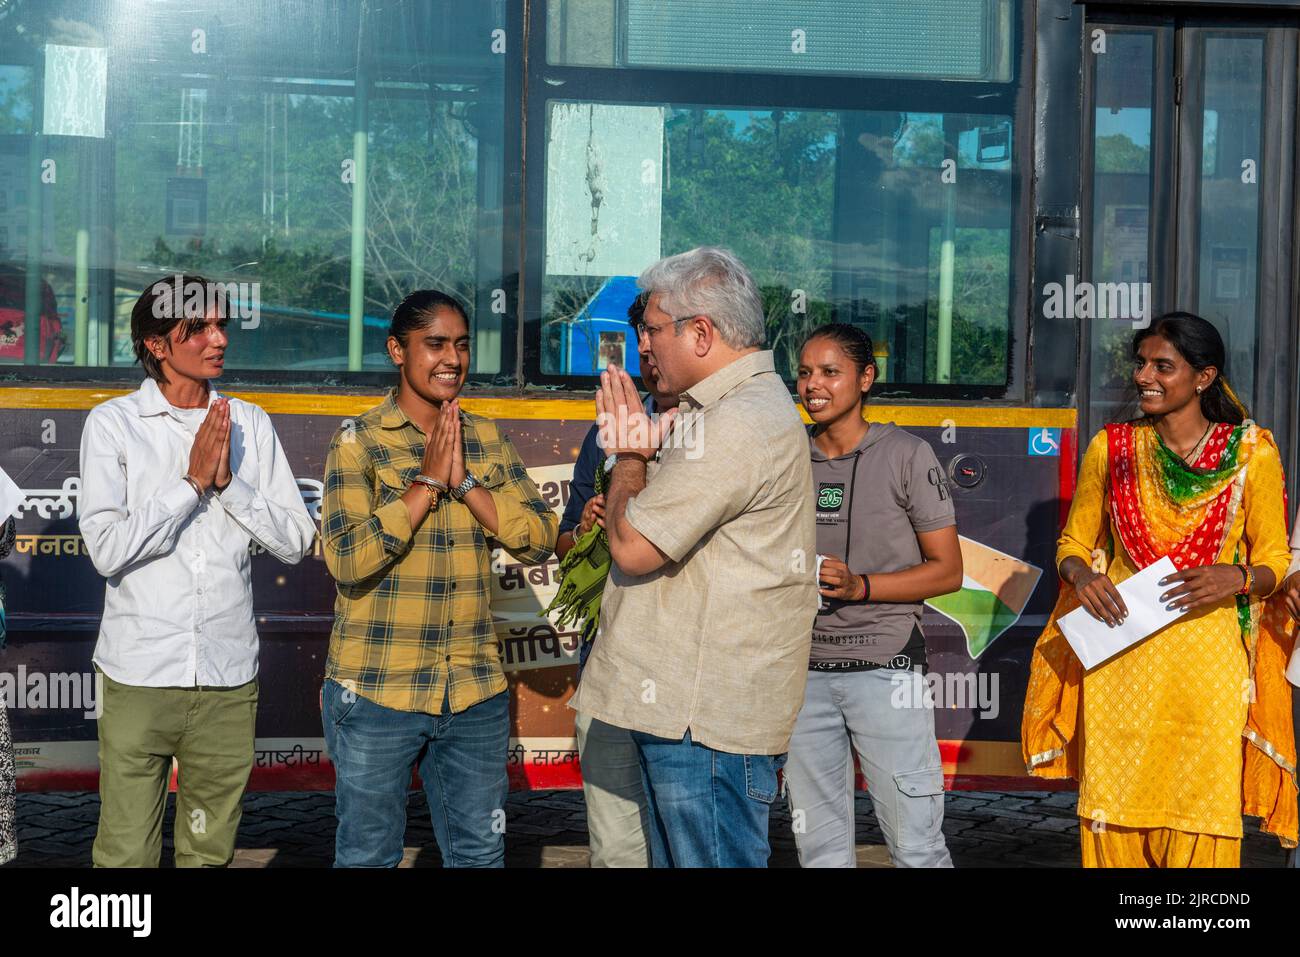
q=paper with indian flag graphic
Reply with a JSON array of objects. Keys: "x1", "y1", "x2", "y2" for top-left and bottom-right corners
[{"x1": 926, "y1": 535, "x2": 1042, "y2": 659}]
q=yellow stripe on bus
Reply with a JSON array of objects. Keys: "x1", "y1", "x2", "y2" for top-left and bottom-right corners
[{"x1": 0, "y1": 387, "x2": 1077, "y2": 429}]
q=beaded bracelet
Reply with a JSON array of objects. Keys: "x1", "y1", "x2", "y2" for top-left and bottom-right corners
[{"x1": 1237, "y1": 563, "x2": 1254, "y2": 596}]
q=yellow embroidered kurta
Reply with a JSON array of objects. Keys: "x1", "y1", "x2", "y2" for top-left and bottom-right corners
[{"x1": 1058, "y1": 428, "x2": 1292, "y2": 838}]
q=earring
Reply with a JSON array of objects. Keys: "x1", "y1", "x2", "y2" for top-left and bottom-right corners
[{"x1": 1196, "y1": 386, "x2": 1203, "y2": 394}]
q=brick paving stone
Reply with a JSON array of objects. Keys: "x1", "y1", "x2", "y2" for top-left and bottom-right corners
[
  {"x1": 1, "y1": 788, "x2": 1289, "y2": 868},
  {"x1": 1027, "y1": 816, "x2": 1087, "y2": 833},
  {"x1": 987, "y1": 797, "x2": 1038, "y2": 812},
  {"x1": 977, "y1": 809, "x2": 1046, "y2": 823},
  {"x1": 942, "y1": 797, "x2": 992, "y2": 812},
  {"x1": 1039, "y1": 792, "x2": 1081, "y2": 809}
]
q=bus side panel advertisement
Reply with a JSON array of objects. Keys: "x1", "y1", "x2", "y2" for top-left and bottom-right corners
[{"x1": 0, "y1": 399, "x2": 1074, "y2": 792}]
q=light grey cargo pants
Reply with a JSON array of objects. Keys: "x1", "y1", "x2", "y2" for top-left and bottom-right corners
[{"x1": 784, "y1": 668, "x2": 953, "y2": 868}]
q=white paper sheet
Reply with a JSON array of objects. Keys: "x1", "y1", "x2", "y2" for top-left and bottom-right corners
[
  {"x1": 1058, "y1": 555, "x2": 1187, "y2": 670},
  {"x1": 0, "y1": 466, "x2": 22, "y2": 522}
]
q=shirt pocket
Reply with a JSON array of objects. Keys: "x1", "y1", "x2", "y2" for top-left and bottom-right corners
[
  {"x1": 892, "y1": 765, "x2": 946, "y2": 850},
  {"x1": 374, "y1": 464, "x2": 419, "y2": 507},
  {"x1": 476, "y1": 461, "x2": 507, "y2": 491}
]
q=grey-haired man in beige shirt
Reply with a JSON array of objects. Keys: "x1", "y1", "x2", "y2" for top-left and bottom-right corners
[{"x1": 568, "y1": 246, "x2": 818, "y2": 868}]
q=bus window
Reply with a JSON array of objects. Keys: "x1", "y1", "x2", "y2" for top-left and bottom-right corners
[
  {"x1": 1086, "y1": 29, "x2": 1156, "y2": 432},
  {"x1": 1084, "y1": 21, "x2": 1269, "y2": 439},
  {"x1": 0, "y1": 1, "x2": 511, "y2": 377},
  {"x1": 1194, "y1": 36, "x2": 1263, "y2": 406},
  {"x1": 539, "y1": 102, "x2": 1015, "y2": 393}
]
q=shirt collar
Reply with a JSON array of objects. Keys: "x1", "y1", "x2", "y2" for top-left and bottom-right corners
[
  {"x1": 378, "y1": 387, "x2": 469, "y2": 431},
  {"x1": 680, "y1": 350, "x2": 774, "y2": 410},
  {"x1": 135, "y1": 377, "x2": 219, "y2": 419},
  {"x1": 378, "y1": 388, "x2": 414, "y2": 430}
]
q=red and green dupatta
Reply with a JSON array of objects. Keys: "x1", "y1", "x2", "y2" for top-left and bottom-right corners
[{"x1": 1106, "y1": 420, "x2": 1245, "y2": 571}]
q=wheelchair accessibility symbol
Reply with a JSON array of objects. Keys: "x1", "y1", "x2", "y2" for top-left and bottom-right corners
[{"x1": 1027, "y1": 428, "x2": 1061, "y2": 456}]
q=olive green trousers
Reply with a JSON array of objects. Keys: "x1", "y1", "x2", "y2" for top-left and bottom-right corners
[{"x1": 93, "y1": 670, "x2": 257, "y2": 868}]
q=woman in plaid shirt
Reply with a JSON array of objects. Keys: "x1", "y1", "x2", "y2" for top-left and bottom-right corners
[{"x1": 320, "y1": 289, "x2": 557, "y2": 868}]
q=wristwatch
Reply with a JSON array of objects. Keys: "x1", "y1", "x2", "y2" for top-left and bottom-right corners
[{"x1": 450, "y1": 472, "x2": 479, "y2": 501}]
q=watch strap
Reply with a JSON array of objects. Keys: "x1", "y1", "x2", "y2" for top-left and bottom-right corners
[{"x1": 451, "y1": 472, "x2": 478, "y2": 500}]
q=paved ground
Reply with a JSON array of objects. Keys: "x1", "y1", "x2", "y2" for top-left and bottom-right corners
[{"x1": 3, "y1": 789, "x2": 1292, "y2": 867}]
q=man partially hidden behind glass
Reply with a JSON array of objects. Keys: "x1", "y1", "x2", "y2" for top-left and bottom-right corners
[
  {"x1": 569, "y1": 247, "x2": 818, "y2": 867},
  {"x1": 79, "y1": 276, "x2": 316, "y2": 867}
]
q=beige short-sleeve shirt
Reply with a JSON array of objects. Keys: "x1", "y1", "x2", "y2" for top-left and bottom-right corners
[{"x1": 568, "y1": 350, "x2": 818, "y2": 755}]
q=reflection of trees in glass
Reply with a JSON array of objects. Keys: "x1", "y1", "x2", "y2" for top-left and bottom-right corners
[
  {"x1": 924, "y1": 227, "x2": 1010, "y2": 384},
  {"x1": 1094, "y1": 133, "x2": 1149, "y2": 174},
  {"x1": 660, "y1": 109, "x2": 837, "y2": 378},
  {"x1": 0, "y1": 69, "x2": 32, "y2": 134},
  {"x1": 112, "y1": 87, "x2": 482, "y2": 366},
  {"x1": 355, "y1": 96, "x2": 479, "y2": 314},
  {"x1": 892, "y1": 114, "x2": 945, "y2": 167},
  {"x1": 1097, "y1": 322, "x2": 1138, "y2": 391}
]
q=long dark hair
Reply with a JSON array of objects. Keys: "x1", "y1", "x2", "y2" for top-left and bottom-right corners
[
  {"x1": 1132, "y1": 311, "x2": 1248, "y2": 425},
  {"x1": 798, "y1": 323, "x2": 877, "y2": 404},
  {"x1": 388, "y1": 289, "x2": 469, "y2": 347}
]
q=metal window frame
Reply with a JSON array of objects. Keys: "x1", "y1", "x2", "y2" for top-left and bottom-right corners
[{"x1": 520, "y1": 0, "x2": 1034, "y2": 402}]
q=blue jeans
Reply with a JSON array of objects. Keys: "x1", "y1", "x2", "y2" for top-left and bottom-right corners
[
  {"x1": 631, "y1": 728, "x2": 785, "y2": 868},
  {"x1": 322, "y1": 679, "x2": 509, "y2": 868}
]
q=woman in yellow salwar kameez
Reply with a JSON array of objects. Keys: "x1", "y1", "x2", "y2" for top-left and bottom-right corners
[{"x1": 1023, "y1": 313, "x2": 1298, "y2": 867}]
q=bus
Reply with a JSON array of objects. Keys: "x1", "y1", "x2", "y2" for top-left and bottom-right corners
[{"x1": 2, "y1": 0, "x2": 1296, "y2": 793}]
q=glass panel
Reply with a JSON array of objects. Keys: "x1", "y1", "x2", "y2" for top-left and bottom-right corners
[
  {"x1": 1087, "y1": 31, "x2": 1155, "y2": 429},
  {"x1": 547, "y1": 0, "x2": 1014, "y2": 82},
  {"x1": 1196, "y1": 35, "x2": 1262, "y2": 406},
  {"x1": 540, "y1": 101, "x2": 1015, "y2": 389},
  {"x1": 0, "y1": 0, "x2": 508, "y2": 374}
]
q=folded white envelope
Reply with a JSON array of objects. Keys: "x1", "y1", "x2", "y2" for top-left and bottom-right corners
[{"x1": 1058, "y1": 555, "x2": 1188, "y2": 671}]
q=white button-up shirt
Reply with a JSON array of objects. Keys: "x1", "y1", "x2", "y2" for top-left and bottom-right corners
[{"x1": 78, "y1": 378, "x2": 316, "y2": 687}]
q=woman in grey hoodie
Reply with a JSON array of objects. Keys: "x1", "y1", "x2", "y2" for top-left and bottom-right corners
[{"x1": 786, "y1": 324, "x2": 963, "y2": 868}]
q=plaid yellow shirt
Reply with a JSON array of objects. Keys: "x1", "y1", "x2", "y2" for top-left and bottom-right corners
[{"x1": 321, "y1": 390, "x2": 558, "y2": 714}]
